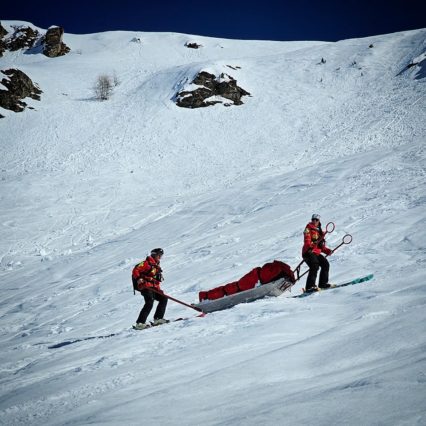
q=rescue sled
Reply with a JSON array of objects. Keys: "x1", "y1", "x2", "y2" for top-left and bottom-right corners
[
  {"x1": 192, "y1": 276, "x2": 293, "y2": 313},
  {"x1": 192, "y1": 260, "x2": 295, "y2": 314}
]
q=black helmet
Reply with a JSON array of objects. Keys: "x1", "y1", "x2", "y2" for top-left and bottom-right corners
[{"x1": 151, "y1": 248, "x2": 164, "y2": 257}]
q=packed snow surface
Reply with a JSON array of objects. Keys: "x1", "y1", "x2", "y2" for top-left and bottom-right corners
[{"x1": 1, "y1": 22, "x2": 426, "y2": 425}]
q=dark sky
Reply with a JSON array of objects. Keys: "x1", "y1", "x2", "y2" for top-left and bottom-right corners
[{"x1": 2, "y1": 0, "x2": 425, "y2": 42}]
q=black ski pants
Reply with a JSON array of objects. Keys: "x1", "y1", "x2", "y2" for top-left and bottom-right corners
[
  {"x1": 136, "y1": 288, "x2": 168, "y2": 324},
  {"x1": 303, "y1": 252, "x2": 330, "y2": 290}
]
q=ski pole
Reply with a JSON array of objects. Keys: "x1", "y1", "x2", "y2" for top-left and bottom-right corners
[
  {"x1": 327, "y1": 234, "x2": 352, "y2": 256},
  {"x1": 295, "y1": 233, "x2": 352, "y2": 282},
  {"x1": 150, "y1": 287, "x2": 206, "y2": 315},
  {"x1": 293, "y1": 222, "x2": 335, "y2": 280}
]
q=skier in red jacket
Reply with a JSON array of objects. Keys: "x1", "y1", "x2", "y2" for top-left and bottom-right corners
[
  {"x1": 132, "y1": 248, "x2": 168, "y2": 330},
  {"x1": 302, "y1": 214, "x2": 333, "y2": 292}
]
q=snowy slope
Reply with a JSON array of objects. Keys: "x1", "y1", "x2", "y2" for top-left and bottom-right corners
[{"x1": 1, "y1": 22, "x2": 426, "y2": 425}]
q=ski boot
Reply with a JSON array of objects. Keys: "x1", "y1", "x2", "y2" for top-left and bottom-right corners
[
  {"x1": 304, "y1": 286, "x2": 320, "y2": 293},
  {"x1": 152, "y1": 318, "x2": 170, "y2": 326},
  {"x1": 133, "y1": 322, "x2": 150, "y2": 330}
]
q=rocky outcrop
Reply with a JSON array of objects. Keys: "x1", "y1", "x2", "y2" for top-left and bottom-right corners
[
  {"x1": 43, "y1": 26, "x2": 70, "y2": 57},
  {"x1": 0, "y1": 24, "x2": 70, "y2": 58},
  {"x1": 6, "y1": 25, "x2": 39, "y2": 51},
  {"x1": 176, "y1": 71, "x2": 250, "y2": 108},
  {"x1": 0, "y1": 22, "x2": 7, "y2": 38},
  {"x1": 406, "y1": 58, "x2": 426, "y2": 80},
  {"x1": 0, "y1": 39, "x2": 6, "y2": 57},
  {"x1": 0, "y1": 69, "x2": 42, "y2": 112},
  {"x1": 396, "y1": 51, "x2": 426, "y2": 80},
  {"x1": 0, "y1": 22, "x2": 8, "y2": 57}
]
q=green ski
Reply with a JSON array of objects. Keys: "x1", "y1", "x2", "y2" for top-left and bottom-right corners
[{"x1": 293, "y1": 274, "x2": 374, "y2": 298}]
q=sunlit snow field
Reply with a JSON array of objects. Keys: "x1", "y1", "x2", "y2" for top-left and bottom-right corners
[{"x1": 1, "y1": 21, "x2": 425, "y2": 425}]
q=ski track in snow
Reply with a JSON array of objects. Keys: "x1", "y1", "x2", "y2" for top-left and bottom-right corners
[{"x1": 0, "y1": 22, "x2": 426, "y2": 425}]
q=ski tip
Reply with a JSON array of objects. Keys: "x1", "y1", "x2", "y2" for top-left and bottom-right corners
[{"x1": 353, "y1": 274, "x2": 374, "y2": 284}]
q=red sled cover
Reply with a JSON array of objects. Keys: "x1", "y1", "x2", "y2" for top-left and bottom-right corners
[
  {"x1": 259, "y1": 260, "x2": 296, "y2": 284},
  {"x1": 198, "y1": 291, "x2": 208, "y2": 302},
  {"x1": 237, "y1": 267, "x2": 261, "y2": 291},
  {"x1": 198, "y1": 261, "x2": 295, "y2": 302},
  {"x1": 224, "y1": 281, "x2": 239, "y2": 295},
  {"x1": 207, "y1": 286, "x2": 226, "y2": 300}
]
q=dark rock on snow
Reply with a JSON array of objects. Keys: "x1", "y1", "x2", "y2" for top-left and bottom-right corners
[
  {"x1": 176, "y1": 71, "x2": 250, "y2": 108},
  {"x1": 5, "y1": 25, "x2": 40, "y2": 51},
  {"x1": 0, "y1": 40, "x2": 6, "y2": 58},
  {"x1": 185, "y1": 42, "x2": 202, "y2": 49},
  {"x1": 0, "y1": 69, "x2": 42, "y2": 112},
  {"x1": 43, "y1": 26, "x2": 70, "y2": 57},
  {"x1": 0, "y1": 22, "x2": 7, "y2": 57},
  {"x1": 0, "y1": 22, "x2": 7, "y2": 38},
  {"x1": 0, "y1": 23, "x2": 70, "y2": 58}
]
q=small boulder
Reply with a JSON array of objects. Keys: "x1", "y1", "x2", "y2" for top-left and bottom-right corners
[
  {"x1": 185, "y1": 42, "x2": 202, "y2": 49},
  {"x1": 43, "y1": 26, "x2": 70, "y2": 57},
  {"x1": 226, "y1": 65, "x2": 241, "y2": 70},
  {"x1": 0, "y1": 68, "x2": 42, "y2": 112}
]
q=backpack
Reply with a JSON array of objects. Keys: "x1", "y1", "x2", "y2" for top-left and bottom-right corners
[{"x1": 132, "y1": 262, "x2": 143, "y2": 294}]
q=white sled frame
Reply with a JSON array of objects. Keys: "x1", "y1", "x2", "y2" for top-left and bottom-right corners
[{"x1": 193, "y1": 278, "x2": 293, "y2": 314}]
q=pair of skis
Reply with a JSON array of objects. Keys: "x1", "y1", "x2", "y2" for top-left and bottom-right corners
[
  {"x1": 132, "y1": 312, "x2": 205, "y2": 331},
  {"x1": 292, "y1": 274, "x2": 374, "y2": 298}
]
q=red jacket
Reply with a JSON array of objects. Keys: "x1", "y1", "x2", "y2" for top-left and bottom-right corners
[
  {"x1": 132, "y1": 256, "x2": 162, "y2": 291},
  {"x1": 302, "y1": 222, "x2": 332, "y2": 256}
]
